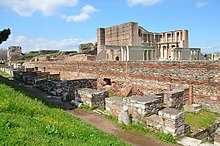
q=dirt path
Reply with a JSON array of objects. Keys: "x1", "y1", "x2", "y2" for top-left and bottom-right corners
[
  {"x1": 11, "y1": 79, "x2": 174, "y2": 146},
  {"x1": 69, "y1": 109, "x2": 172, "y2": 146}
]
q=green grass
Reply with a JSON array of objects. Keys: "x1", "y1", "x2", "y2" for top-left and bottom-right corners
[
  {"x1": 185, "y1": 108, "x2": 220, "y2": 131},
  {"x1": 0, "y1": 70, "x2": 12, "y2": 78},
  {"x1": 108, "y1": 92, "x2": 116, "y2": 97},
  {"x1": 155, "y1": 132, "x2": 176, "y2": 144},
  {"x1": 78, "y1": 104, "x2": 95, "y2": 111},
  {"x1": 0, "y1": 73, "x2": 129, "y2": 145},
  {"x1": 117, "y1": 122, "x2": 149, "y2": 135}
]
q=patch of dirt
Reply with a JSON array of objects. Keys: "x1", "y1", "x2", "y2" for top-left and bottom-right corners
[{"x1": 70, "y1": 109, "x2": 172, "y2": 146}]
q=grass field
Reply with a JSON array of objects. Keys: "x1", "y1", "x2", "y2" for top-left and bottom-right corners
[
  {"x1": 185, "y1": 108, "x2": 220, "y2": 132},
  {"x1": 0, "y1": 72, "x2": 128, "y2": 145}
]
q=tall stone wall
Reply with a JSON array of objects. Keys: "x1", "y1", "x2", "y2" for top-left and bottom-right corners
[{"x1": 25, "y1": 60, "x2": 220, "y2": 112}]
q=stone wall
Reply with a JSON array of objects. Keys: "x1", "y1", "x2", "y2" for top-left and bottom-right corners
[
  {"x1": 146, "y1": 108, "x2": 187, "y2": 136},
  {"x1": 163, "y1": 90, "x2": 185, "y2": 109},
  {"x1": 13, "y1": 69, "x2": 97, "y2": 101},
  {"x1": 25, "y1": 60, "x2": 220, "y2": 112},
  {"x1": 77, "y1": 88, "x2": 108, "y2": 108},
  {"x1": 194, "y1": 118, "x2": 220, "y2": 141},
  {"x1": 7, "y1": 46, "x2": 22, "y2": 62},
  {"x1": 105, "y1": 96, "x2": 124, "y2": 116},
  {"x1": 36, "y1": 79, "x2": 97, "y2": 101},
  {"x1": 123, "y1": 95, "x2": 162, "y2": 118}
]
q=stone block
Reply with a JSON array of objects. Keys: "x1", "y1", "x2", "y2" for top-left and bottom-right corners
[
  {"x1": 105, "y1": 96, "x2": 123, "y2": 116},
  {"x1": 214, "y1": 141, "x2": 220, "y2": 146},
  {"x1": 163, "y1": 90, "x2": 184, "y2": 109},
  {"x1": 78, "y1": 88, "x2": 108, "y2": 108},
  {"x1": 184, "y1": 104, "x2": 202, "y2": 113},
  {"x1": 123, "y1": 95, "x2": 162, "y2": 118},
  {"x1": 145, "y1": 114, "x2": 164, "y2": 131},
  {"x1": 118, "y1": 106, "x2": 130, "y2": 125},
  {"x1": 158, "y1": 108, "x2": 184, "y2": 120}
]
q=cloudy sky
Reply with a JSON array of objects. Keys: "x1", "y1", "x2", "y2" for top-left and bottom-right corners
[{"x1": 0, "y1": 0, "x2": 219, "y2": 53}]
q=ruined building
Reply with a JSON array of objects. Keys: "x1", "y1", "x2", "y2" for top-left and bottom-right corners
[
  {"x1": 7, "y1": 46, "x2": 22, "y2": 62},
  {"x1": 7, "y1": 46, "x2": 23, "y2": 68},
  {"x1": 97, "y1": 22, "x2": 201, "y2": 61}
]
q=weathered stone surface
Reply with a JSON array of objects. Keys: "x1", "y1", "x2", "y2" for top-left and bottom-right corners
[
  {"x1": 145, "y1": 114, "x2": 164, "y2": 131},
  {"x1": 123, "y1": 95, "x2": 162, "y2": 118},
  {"x1": 105, "y1": 96, "x2": 124, "y2": 116},
  {"x1": 184, "y1": 104, "x2": 202, "y2": 113},
  {"x1": 194, "y1": 118, "x2": 220, "y2": 141},
  {"x1": 118, "y1": 106, "x2": 130, "y2": 125},
  {"x1": 157, "y1": 108, "x2": 186, "y2": 136},
  {"x1": 70, "y1": 100, "x2": 82, "y2": 107},
  {"x1": 163, "y1": 90, "x2": 184, "y2": 109},
  {"x1": 158, "y1": 108, "x2": 184, "y2": 120},
  {"x1": 177, "y1": 137, "x2": 202, "y2": 146},
  {"x1": 25, "y1": 61, "x2": 220, "y2": 113},
  {"x1": 214, "y1": 128, "x2": 220, "y2": 146},
  {"x1": 78, "y1": 88, "x2": 108, "y2": 108},
  {"x1": 145, "y1": 108, "x2": 188, "y2": 137}
]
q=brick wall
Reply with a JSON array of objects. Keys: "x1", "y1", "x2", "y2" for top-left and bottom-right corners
[{"x1": 25, "y1": 60, "x2": 220, "y2": 112}]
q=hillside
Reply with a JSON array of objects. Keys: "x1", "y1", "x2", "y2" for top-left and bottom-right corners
[{"x1": 0, "y1": 72, "x2": 128, "y2": 145}]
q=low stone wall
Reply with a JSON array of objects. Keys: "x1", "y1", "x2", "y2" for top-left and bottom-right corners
[
  {"x1": 37, "y1": 80, "x2": 70, "y2": 100},
  {"x1": 36, "y1": 79, "x2": 97, "y2": 101},
  {"x1": 12, "y1": 70, "x2": 97, "y2": 101},
  {"x1": 123, "y1": 95, "x2": 162, "y2": 118},
  {"x1": 105, "y1": 95, "x2": 162, "y2": 119},
  {"x1": 105, "y1": 96, "x2": 124, "y2": 116},
  {"x1": 77, "y1": 88, "x2": 108, "y2": 108},
  {"x1": 13, "y1": 71, "x2": 50, "y2": 84},
  {"x1": 146, "y1": 108, "x2": 187, "y2": 136},
  {"x1": 194, "y1": 118, "x2": 220, "y2": 141},
  {"x1": 163, "y1": 90, "x2": 184, "y2": 109},
  {"x1": 24, "y1": 60, "x2": 220, "y2": 113}
]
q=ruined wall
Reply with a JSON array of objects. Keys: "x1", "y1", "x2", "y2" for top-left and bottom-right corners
[
  {"x1": 7, "y1": 46, "x2": 22, "y2": 62},
  {"x1": 25, "y1": 60, "x2": 220, "y2": 112}
]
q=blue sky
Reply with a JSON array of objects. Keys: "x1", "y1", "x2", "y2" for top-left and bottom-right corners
[{"x1": 0, "y1": 0, "x2": 219, "y2": 53}]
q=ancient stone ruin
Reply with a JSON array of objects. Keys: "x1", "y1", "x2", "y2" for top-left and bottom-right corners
[{"x1": 2, "y1": 56, "x2": 219, "y2": 143}]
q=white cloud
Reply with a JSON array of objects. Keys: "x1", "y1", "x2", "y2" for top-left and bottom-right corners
[
  {"x1": 0, "y1": 35, "x2": 96, "y2": 52},
  {"x1": 127, "y1": 0, "x2": 163, "y2": 6},
  {"x1": 83, "y1": 5, "x2": 98, "y2": 14},
  {"x1": 196, "y1": 0, "x2": 208, "y2": 8},
  {"x1": 193, "y1": 40, "x2": 220, "y2": 54},
  {"x1": 0, "y1": 0, "x2": 78, "y2": 16},
  {"x1": 61, "y1": 4, "x2": 98, "y2": 22}
]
